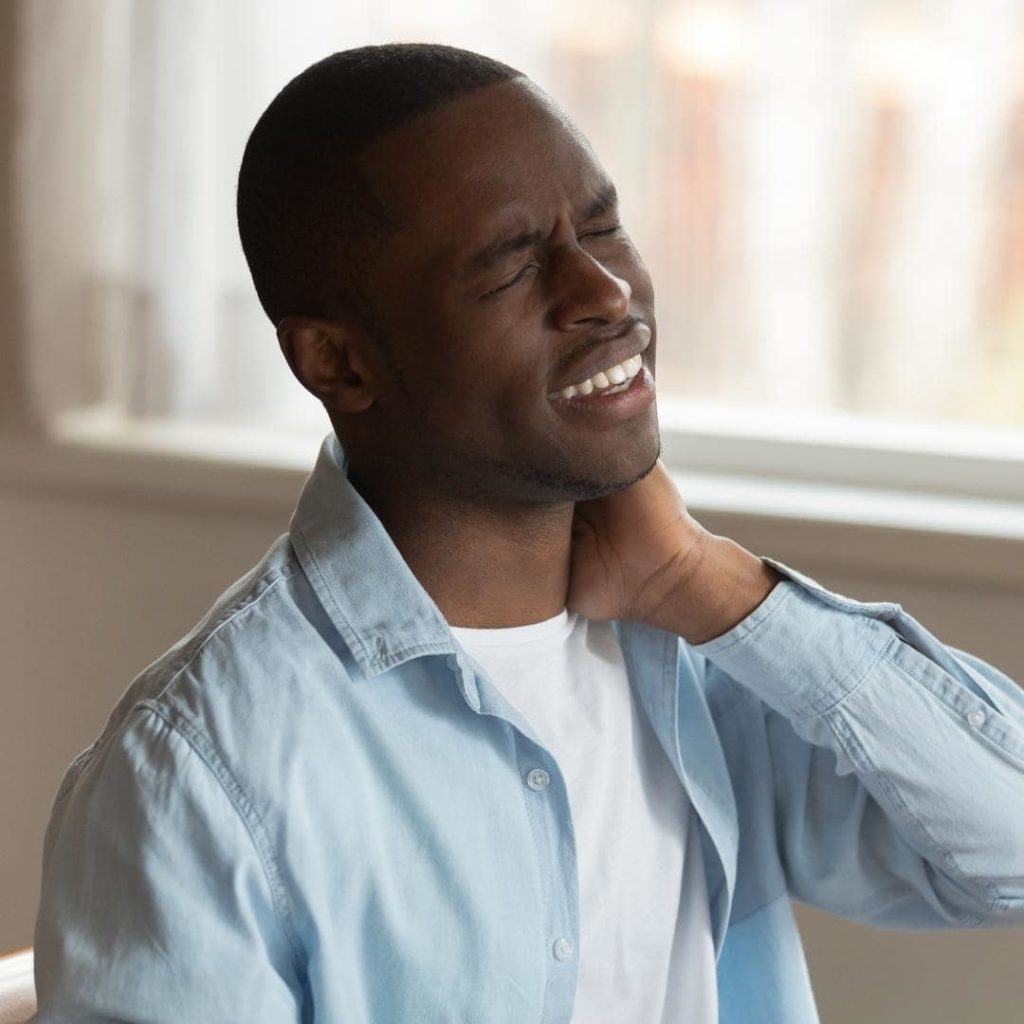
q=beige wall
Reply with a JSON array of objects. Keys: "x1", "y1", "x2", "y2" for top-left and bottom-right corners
[{"x1": 1, "y1": 466, "x2": 1022, "y2": 1022}]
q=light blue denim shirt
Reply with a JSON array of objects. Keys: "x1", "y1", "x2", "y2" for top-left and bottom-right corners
[{"x1": 33, "y1": 434, "x2": 1024, "y2": 1023}]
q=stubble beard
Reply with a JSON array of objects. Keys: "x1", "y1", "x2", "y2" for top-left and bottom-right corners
[{"x1": 461, "y1": 431, "x2": 663, "y2": 505}]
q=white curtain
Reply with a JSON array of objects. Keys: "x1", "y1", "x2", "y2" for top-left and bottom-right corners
[{"x1": 13, "y1": 0, "x2": 1024, "y2": 438}]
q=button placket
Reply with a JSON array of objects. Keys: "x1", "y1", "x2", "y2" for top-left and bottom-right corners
[{"x1": 511, "y1": 740, "x2": 579, "y2": 1019}]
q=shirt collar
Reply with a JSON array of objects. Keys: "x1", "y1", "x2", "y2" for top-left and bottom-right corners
[{"x1": 288, "y1": 433, "x2": 457, "y2": 678}]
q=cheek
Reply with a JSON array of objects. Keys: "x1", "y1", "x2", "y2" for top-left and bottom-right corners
[
  {"x1": 628, "y1": 260, "x2": 655, "y2": 305},
  {"x1": 616, "y1": 237, "x2": 654, "y2": 298},
  {"x1": 441, "y1": 357, "x2": 545, "y2": 437}
]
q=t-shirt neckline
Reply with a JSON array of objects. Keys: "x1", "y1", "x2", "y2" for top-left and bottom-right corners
[{"x1": 449, "y1": 607, "x2": 577, "y2": 647}]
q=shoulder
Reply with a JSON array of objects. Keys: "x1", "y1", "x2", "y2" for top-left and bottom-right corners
[
  {"x1": 60, "y1": 534, "x2": 350, "y2": 801},
  {"x1": 136, "y1": 533, "x2": 312, "y2": 712}
]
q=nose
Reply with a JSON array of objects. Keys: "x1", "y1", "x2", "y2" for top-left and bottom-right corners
[{"x1": 549, "y1": 244, "x2": 632, "y2": 332}]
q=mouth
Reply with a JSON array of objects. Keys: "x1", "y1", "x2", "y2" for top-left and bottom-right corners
[
  {"x1": 547, "y1": 323, "x2": 652, "y2": 401},
  {"x1": 549, "y1": 351, "x2": 644, "y2": 399},
  {"x1": 546, "y1": 323, "x2": 655, "y2": 422}
]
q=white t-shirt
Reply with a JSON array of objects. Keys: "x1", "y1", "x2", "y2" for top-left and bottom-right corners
[{"x1": 450, "y1": 608, "x2": 717, "y2": 1024}]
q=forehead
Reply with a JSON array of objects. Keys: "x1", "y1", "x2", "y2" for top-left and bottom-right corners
[{"x1": 355, "y1": 79, "x2": 612, "y2": 266}]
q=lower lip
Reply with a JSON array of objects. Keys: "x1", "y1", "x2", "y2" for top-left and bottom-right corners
[{"x1": 548, "y1": 364, "x2": 655, "y2": 421}]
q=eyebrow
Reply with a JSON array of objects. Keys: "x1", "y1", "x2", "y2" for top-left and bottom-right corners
[{"x1": 463, "y1": 182, "x2": 619, "y2": 275}]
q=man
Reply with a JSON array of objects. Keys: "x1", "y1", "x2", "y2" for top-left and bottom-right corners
[{"x1": 32, "y1": 43, "x2": 1024, "y2": 1023}]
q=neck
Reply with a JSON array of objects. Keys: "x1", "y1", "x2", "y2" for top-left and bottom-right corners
[{"x1": 348, "y1": 471, "x2": 574, "y2": 628}]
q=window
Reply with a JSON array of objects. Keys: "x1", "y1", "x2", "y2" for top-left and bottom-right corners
[{"x1": 14, "y1": 0, "x2": 1024, "y2": 496}]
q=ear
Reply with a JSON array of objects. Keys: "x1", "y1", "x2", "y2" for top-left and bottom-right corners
[{"x1": 276, "y1": 317, "x2": 390, "y2": 414}]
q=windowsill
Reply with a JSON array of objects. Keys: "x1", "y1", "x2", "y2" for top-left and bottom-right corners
[
  {"x1": 1, "y1": 410, "x2": 1023, "y2": 590},
  {"x1": 0, "y1": 417, "x2": 317, "y2": 518}
]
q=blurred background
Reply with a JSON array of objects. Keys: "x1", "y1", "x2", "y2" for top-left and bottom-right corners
[
  {"x1": 1, "y1": 2, "x2": 1023, "y2": 1021},
  {"x1": 11, "y1": 0, "x2": 1024, "y2": 436}
]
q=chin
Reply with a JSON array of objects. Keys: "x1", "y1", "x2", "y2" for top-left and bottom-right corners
[
  {"x1": 574, "y1": 446, "x2": 661, "y2": 501},
  {"x1": 560, "y1": 403, "x2": 662, "y2": 496},
  {"x1": 529, "y1": 433, "x2": 662, "y2": 503}
]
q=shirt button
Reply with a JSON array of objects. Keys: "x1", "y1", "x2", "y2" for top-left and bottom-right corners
[
  {"x1": 967, "y1": 708, "x2": 986, "y2": 728},
  {"x1": 553, "y1": 938, "x2": 574, "y2": 961},
  {"x1": 526, "y1": 768, "x2": 550, "y2": 791}
]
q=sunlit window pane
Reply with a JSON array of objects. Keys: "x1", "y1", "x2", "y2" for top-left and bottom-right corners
[{"x1": 17, "y1": 0, "x2": 1024, "y2": 438}]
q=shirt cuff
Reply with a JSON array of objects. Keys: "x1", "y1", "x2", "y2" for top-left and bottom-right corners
[{"x1": 688, "y1": 556, "x2": 901, "y2": 720}]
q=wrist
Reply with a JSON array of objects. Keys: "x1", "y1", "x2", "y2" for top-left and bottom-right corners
[{"x1": 643, "y1": 534, "x2": 783, "y2": 644}]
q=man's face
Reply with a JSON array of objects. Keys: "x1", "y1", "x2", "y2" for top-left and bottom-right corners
[{"x1": 345, "y1": 77, "x2": 660, "y2": 505}]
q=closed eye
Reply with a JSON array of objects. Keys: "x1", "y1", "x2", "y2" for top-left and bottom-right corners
[
  {"x1": 480, "y1": 225, "x2": 624, "y2": 298},
  {"x1": 481, "y1": 262, "x2": 538, "y2": 298},
  {"x1": 580, "y1": 223, "x2": 623, "y2": 240}
]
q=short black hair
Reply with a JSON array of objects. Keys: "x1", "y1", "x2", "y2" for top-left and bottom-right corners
[{"x1": 237, "y1": 43, "x2": 524, "y2": 327}]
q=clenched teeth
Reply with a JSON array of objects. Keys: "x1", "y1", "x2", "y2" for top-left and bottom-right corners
[{"x1": 554, "y1": 353, "x2": 643, "y2": 400}]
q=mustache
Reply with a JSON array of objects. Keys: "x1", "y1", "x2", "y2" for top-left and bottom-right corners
[{"x1": 555, "y1": 314, "x2": 649, "y2": 372}]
